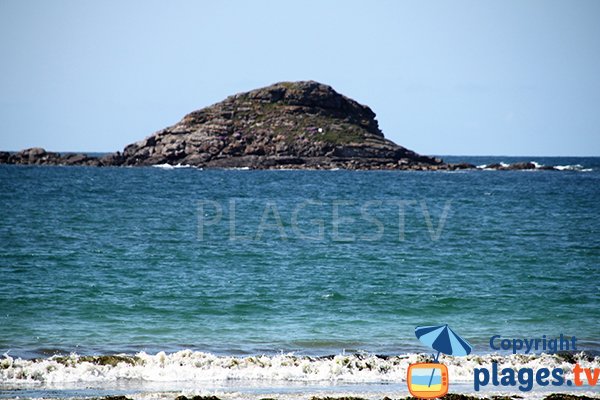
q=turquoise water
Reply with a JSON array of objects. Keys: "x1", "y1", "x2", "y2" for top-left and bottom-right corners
[{"x1": 1, "y1": 157, "x2": 599, "y2": 359}]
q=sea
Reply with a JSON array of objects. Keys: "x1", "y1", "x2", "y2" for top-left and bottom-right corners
[{"x1": 1, "y1": 156, "x2": 599, "y2": 400}]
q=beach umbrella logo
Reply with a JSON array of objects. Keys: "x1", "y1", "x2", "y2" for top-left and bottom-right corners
[
  {"x1": 415, "y1": 324, "x2": 473, "y2": 361},
  {"x1": 407, "y1": 324, "x2": 473, "y2": 399}
]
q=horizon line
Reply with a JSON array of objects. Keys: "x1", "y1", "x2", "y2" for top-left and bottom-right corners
[{"x1": 2, "y1": 148, "x2": 599, "y2": 158}]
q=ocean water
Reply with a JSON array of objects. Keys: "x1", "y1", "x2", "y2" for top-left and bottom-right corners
[{"x1": 0, "y1": 156, "x2": 599, "y2": 397}]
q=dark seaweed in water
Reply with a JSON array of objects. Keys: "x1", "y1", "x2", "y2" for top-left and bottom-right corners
[{"x1": 47, "y1": 355, "x2": 140, "y2": 367}]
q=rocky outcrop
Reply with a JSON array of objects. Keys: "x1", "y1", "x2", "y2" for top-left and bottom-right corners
[
  {"x1": 113, "y1": 81, "x2": 444, "y2": 170},
  {"x1": 481, "y1": 162, "x2": 561, "y2": 171},
  {"x1": 485, "y1": 162, "x2": 537, "y2": 170},
  {"x1": 1, "y1": 81, "x2": 452, "y2": 169},
  {"x1": 1, "y1": 147, "x2": 104, "y2": 166}
]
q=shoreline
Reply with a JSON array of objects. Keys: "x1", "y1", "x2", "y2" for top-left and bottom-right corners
[
  {"x1": 1, "y1": 351, "x2": 598, "y2": 399},
  {"x1": 0, "y1": 152, "x2": 593, "y2": 172},
  {"x1": 1, "y1": 388, "x2": 598, "y2": 400}
]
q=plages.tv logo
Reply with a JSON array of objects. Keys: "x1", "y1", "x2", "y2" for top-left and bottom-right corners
[
  {"x1": 474, "y1": 334, "x2": 599, "y2": 391},
  {"x1": 407, "y1": 324, "x2": 473, "y2": 399}
]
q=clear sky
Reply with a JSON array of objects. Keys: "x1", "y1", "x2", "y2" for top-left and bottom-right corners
[{"x1": 1, "y1": 0, "x2": 599, "y2": 156}]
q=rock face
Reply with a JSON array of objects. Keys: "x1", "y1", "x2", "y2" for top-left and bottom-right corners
[
  {"x1": 117, "y1": 81, "x2": 442, "y2": 169},
  {"x1": 1, "y1": 147, "x2": 104, "y2": 166}
]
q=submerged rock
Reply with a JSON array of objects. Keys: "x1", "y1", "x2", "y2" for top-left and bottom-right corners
[
  {"x1": 542, "y1": 395, "x2": 598, "y2": 400},
  {"x1": 50, "y1": 354, "x2": 139, "y2": 367},
  {"x1": 175, "y1": 396, "x2": 222, "y2": 400},
  {"x1": 479, "y1": 162, "x2": 562, "y2": 171},
  {"x1": 98, "y1": 397, "x2": 133, "y2": 400},
  {"x1": 78, "y1": 355, "x2": 139, "y2": 366},
  {"x1": 505, "y1": 162, "x2": 537, "y2": 170}
]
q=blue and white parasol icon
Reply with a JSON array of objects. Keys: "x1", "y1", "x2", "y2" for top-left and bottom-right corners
[
  {"x1": 415, "y1": 324, "x2": 473, "y2": 361},
  {"x1": 415, "y1": 324, "x2": 473, "y2": 387}
]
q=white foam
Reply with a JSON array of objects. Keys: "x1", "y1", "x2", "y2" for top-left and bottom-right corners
[
  {"x1": 1, "y1": 351, "x2": 598, "y2": 387},
  {"x1": 477, "y1": 162, "x2": 510, "y2": 170},
  {"x1": 554, "y1": 164, "x2": 584, "y2": 171},
  {"x1": 152, "y1": 163, "x2": 193, "y2": 170},
  {"x1": 474, "y1": 162, "x2": 593, "y2": 172}
]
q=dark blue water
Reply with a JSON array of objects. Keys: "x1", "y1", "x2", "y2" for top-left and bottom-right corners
[{"x1": 1, "y1": 157, "x2": 599, "y2": 359}]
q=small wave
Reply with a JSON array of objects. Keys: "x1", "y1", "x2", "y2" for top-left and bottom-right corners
[
  {"x1": 152, "y1": 163, "x2": 193, "y2": 170},
  {"x1": 554, "y1": 164, "x2": 584, "y2": 171},
  {"x1": 320, "y1": 291, "x2": 345, "y2": 300},
  {"x1": 1, "y1": 351, "x2": 598, "y2": 386},
  {"x1": 475, "y1": 161, "x2": 592, "y2": 172}
]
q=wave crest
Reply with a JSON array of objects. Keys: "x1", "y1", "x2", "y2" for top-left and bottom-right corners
[{"x1": 1, "y1": 351, "x2": 598, "y2": 386}]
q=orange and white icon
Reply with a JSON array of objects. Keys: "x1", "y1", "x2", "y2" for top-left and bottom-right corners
[{"x1": 407, "y1": 362, "x2": 449, "y2": 399}]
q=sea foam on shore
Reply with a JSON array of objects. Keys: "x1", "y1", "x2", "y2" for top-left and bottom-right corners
[{"x1": 1, "y1": 351, "x2": 598, "y2": 386}]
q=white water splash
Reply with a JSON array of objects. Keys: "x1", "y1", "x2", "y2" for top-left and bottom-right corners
[{"x1": 1, "y1": 351, "x2": 598, "y2": 386}]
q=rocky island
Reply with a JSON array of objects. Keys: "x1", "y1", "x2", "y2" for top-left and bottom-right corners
[
  {"x1": 0, "y1": 81, "x2": 559, "y2": 170},
  {"x1": 114, "y1": 80, "x2": 449, "y2": 170}
]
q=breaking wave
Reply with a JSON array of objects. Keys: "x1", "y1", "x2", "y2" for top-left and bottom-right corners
[
  {"x1": 554, "y1": 164, "x2": 589, "y2": 171},
  {"x1": 476, "y1": 162, "x2": 593, "y2": 171},
  {"x1": 1, "y1": 351, "x2": 598, "y2": 385},
  {"x1": 152, "y1": 163, "x2": 194, "y2": 170}
]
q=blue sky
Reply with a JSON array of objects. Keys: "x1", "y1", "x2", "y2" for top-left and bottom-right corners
[{"x1": 1, "y1": 0, "x2": 599, "y2": 156}]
